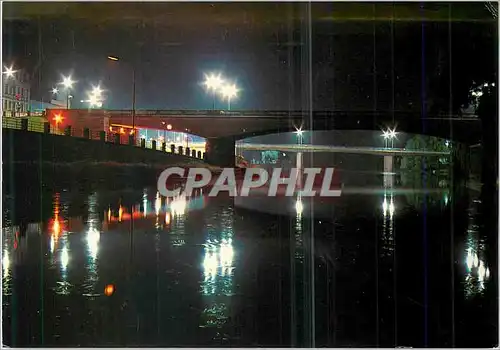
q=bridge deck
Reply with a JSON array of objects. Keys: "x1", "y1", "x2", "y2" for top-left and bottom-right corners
[{"x1": 236, "y1": 143, "x2": 451, "y2": 156}]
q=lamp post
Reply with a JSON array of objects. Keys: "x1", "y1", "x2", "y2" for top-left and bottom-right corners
[
  {"x1": 3, "y1": 65, "x2": 16, "y2": 116},
  {"x1": 381, "y1": 128, "x2": 397, "y2": 149},
  {"x1": 82, "y1": 85, "x2": 104, "y2": 109},
  {"x1": 203, "y1": 73, "x2": 224, "y2": 110},
  {"x1": 60, "y1": 75, "x2": 75, "y2": 109},
  {"x1": 220, "y1": 83, "x2": 238, "y2": 111},
  {"x1": 108, "y1": 55, "x2": 136, "y2": 142},
  {"x1": 295, "y1": 128, "x2": 304, "y2": 188}
]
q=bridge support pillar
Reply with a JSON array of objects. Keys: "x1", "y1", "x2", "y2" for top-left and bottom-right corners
[
  {"x1": 296, "y1": 152, "x2": 303, "y2": 188},
  {"x1": 383, "y1": 155, "x2": 393, "y2": 173},
  {"x1": 206, "y1": 136, "x2": 236, "y2": 167}
]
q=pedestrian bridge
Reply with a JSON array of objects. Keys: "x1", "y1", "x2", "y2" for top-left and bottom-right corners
[{"x1": 236, "y1": 143, "x2": 451, "y2": 156}]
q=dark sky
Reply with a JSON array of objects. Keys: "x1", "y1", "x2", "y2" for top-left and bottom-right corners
[{"x1": 2, "y1": 2, "x2": 497, "y2": 111}]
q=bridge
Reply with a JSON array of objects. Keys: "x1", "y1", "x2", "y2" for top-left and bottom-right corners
[
  {"x1": 17, "y1": 109, "x2": 483, "y2": 166},
  {"x1": 236, "y1": 143, "x2": 451, "y2": 157}
]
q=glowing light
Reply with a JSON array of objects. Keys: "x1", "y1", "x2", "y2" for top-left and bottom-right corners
[
  {"x1": 171, "y1": 196, "x2": 187, "y2": 216},
  {"x1": 3, "y1": 65, "x2": 15, "y2": 78},
  {"x1": 382, "y1": 196, "x2": 395, "y2": 217},
  {"x1": 143, "y1": 192, "x2": 148, "y2": 217},
  {"x1": 167, "y1": 124, "x2": 172, "y2": 130},
  {"x1": 204, "y1": 73, "x2": 224, "y2": 91},
  {"x1": 389, "y1": 201, "x2": 395, "y2": 217},
  {"x1": 107, "y1": 55, "x2": 119, "y2": 61},
  {"x1": 53, "y1": 218, "x2": 61, "y2": 236},
  {"x1": 87, "y1": 227, "x2": 100, "y2": 260},
  {"x1": 120, "y1": 127, "x2": 125, "y2": 134},
  {"x1": 381, "y1": 128, "x2": 397, "y2": 140},
  {"x1": 107, "y1": 208, "x2": 111, "y2": 222},
  {"x1": 104, "y1": 284, "x2": 115, "y2": 296},
  {"x1": 473, "y1": 254, "x2": 479, "y2": 268},
  {"x1": 295, "y1": 128, "x2": 303, "y2": 137},
  {"x1": 60, "y1": 246, "x2": 69, "y2": 271},
  {"x1": 203, "y1": 250, "x2": 218, "y2": 281},
  {"x1": 165, "y1": 212, "x2": 171, "y2": 225},
  {"x1": 220, "y1": 241, "x2": 234, "y2": 268},
  {"x1": 54, "y1": 114, "x2": 63, "y2": 124},
  {"x1": 50, "y1": 234, "x2": 56, "y2": 253},
  {"x1": 220, "y1": 83, "x2": 238, "y2": 99},
  {"x1": 3, "y1": 250, "x2": 10, "y2": 272},
  {"x1": 87, "y1": 94, "x2": 103, "y2": 108},
  {"x1": 295, "y1": 198, "x2": 303, "y2": 215},
  {"x1": 51, "y1": 87, "x2": 59, "y2": 95},
  {"x1": 118, "y1": 205, "x2": 123, "y2": 222},
  {"x1": 91, "y1": 85, "x2": 103, "y2": 97},
  {"x1": 155, "y1": 192, "x2": 161, "y2": 215},
  {"x1": 478, "y1": 261, "x2": 486, "y2": 280},
  {"x1": 61, "y1": 75, "x2": 75, "y2": 89},
  {"x1": 466, "y1": 250, "x2": 474, "y2": 270}
]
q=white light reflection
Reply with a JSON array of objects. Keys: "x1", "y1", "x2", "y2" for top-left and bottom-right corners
[
  {"x1": 382, "y1": 195, "x2": 395, "y2": 218},
  {"x1": 203, "y1": 247, "x2": 218, "y2": 283},
  {"x1": 155, "y1": 192, "x2": 162, "y2": 216},
  {"x1": 463, "y1": 198, "x2": 491, "y2": 298},
  {"x1": 295, "y1": 197, "x2": 303, "y2": 216},
  {"x1": 50, "y1": 234, "x2": 56, "y2": 254},
  {"x1": 3, "y1": 250, "x2": 10, "y2": 275},
  {"x1": 143, "y1": 190, "x2": 148, "y2": 217},
  {"x1": 171, "y1": 196, "x2": 187, "y2": 216},
  {"x1": 87, "y1": 227, "x2": 100, "y2": 260},
  {"x1": 220, "y1": 239, "x2": 234, "y2": 276},
  {"x1": 60, "y1": 246, "x2": 69, "y2": 272}
]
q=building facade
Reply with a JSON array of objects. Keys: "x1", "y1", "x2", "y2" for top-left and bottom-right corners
[{"x1": 2, "y1": 69, "x2": 30, "y2": 115}]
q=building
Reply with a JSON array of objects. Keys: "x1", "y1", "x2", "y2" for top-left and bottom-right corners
[
  {"x1": 2, "y1": 69, "x2": 30, "y2": 116},
  {"x1": 29, "y1": 99, "x2": 66, "y2": 113}
]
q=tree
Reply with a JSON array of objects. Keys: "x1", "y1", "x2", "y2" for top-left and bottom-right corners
[
  {"x1": 403, "y1": 135, "x2": 450, "y2": 174},
  {"x1": 261, "y1": 150, "x2": 279, "y2": 164}
]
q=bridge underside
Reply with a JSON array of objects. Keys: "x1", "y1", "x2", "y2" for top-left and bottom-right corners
[
  {"x1": 47, "y1": 109, "x2": 481, "y2": 144},
  {"x1": 46, "y1": 109, "x2": 482, "y2": 166}
]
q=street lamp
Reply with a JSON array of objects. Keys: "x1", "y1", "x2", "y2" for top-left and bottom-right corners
[
  {"x1": 381, "y1": 127, "x2": 397, "y2": 148},
  {"x1": 295, "y1": 128, "x2": 304, "y2": 145},
  {"x1": 51, "y1": 87, "x2": 59, "y2": 95},
  {"x1": 203, "y1": 73, "x2": 224, "y2": 110},
  {"x1": 60, "y1": 75, "x2": 75, "y2": 109},
  {"x1": 108, "y1": 55, "x2": 136, "y2": 139},
  {"x1": 3, "y1": 65, "x2": 16, "y2": 79},
  {"x1": 220, "y1": 83, "x2": 238, "y2": 111}
]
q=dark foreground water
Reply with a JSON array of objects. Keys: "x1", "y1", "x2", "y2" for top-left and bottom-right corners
[{"x1": 2, "y1": 165, "x2": 498, "y2": 347}]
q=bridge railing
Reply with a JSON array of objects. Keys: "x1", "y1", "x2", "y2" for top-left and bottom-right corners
[
  {"x1": 46, "y1": 108, "x2": 481, "y2": 120},
  {"x1": 2, "y1": 115, "x2": 206, "y2": 161}
]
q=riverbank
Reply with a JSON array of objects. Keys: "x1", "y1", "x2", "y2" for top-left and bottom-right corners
[{"x1": 3, "y1": 128, "x2": 210, "y2": 168}]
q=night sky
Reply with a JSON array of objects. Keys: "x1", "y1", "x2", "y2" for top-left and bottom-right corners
[{"x1": 2, "y1": 2, "x2": 497, "y2": 111}]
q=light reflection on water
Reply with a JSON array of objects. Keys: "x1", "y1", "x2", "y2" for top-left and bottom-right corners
[
  {"x1": 200, "y1": 207, "x2": 235, "y2": 329},
  {"x1": 1, "y1": 178, "x2": 495, "y2": 347},
  {"x1": 463, "y1": 198, "x2": 491, "y2": 299}
]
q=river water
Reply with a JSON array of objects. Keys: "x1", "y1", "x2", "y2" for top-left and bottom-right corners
[{"x1": 2, "y1": 165, "x2": 497, "y2": 347}]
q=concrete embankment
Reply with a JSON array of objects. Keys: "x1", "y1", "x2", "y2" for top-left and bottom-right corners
[{"x1": 3, "y1": 128, "x2": 211, "y2": 168}]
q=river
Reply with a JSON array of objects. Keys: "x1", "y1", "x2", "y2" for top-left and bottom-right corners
[{"x1": 2, "y1": 164, "x2": 497, "y2": 347}]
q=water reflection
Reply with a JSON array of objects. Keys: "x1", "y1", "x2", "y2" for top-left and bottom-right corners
[
  {"x1": 2, "y1": 227, "x2": 14, "y2": 296},
  {"x1": 2, "y1": 171, "x2": 496, "y2": 347},
  {"x1": 200, "y1": 207, "x2": 235, "y2": 329},
  {"x1": 84, "y1": 193, "x2": 100, "y2": 295},
  {"x1": 463, "y1": 198, "x2": 491, "y2": 299}
]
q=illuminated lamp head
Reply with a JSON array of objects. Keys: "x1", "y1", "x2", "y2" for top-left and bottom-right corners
[{"x1": 53, "y1": 114, "x2": 63, "y2": 124}]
